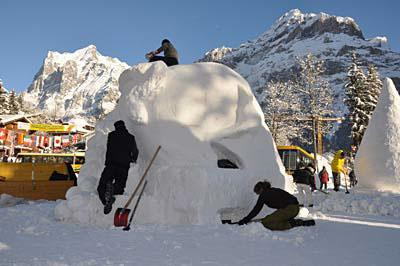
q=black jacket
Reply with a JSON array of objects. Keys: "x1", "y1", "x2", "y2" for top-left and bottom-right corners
[
  {"x1": 241, "y1": 187, "x2": 299, "y2": 224},
  {"x1": 293, "y1": 167, "x2": 315, "y2": 185},
  {"x1": 105, "y1": 126, "x2": 139, "y2": 168}
]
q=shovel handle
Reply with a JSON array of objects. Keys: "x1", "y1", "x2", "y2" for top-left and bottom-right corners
[
  {"x1": 123, "y1": 180, "x2": 148, "y2": 230},
  {"x1": 123, "y1": 145, "x2": 161, "y2": 209}
]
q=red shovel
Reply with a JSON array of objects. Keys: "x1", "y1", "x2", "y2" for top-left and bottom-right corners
[
  {"x1": 114, "y1": 145, "x2": 161, "y2": 228},
  {"x1": 115, "y1": 180, "x2": 147, "y2": 230}
]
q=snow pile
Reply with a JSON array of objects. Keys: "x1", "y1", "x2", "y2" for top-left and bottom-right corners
[
  {"x1": 355, "y1": 78, "x2": 400, "y2": 193},
  {"x1": 0, "y1": 194, "x2": 26, "y2": 207},
  {"x1": 55, "y1": 62, "x2": 291, "y2": 226},
  {"x1": 315, "y1": 189, "x2": 400, "y2": 217}
]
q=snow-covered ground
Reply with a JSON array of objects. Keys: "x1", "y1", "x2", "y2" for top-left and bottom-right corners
[
  {"x1": 3, "y1": 61, "x2": 400, "y2": 266},
  {"x1": 1, "y1": 189, "x2": 400, "y2": 266}
]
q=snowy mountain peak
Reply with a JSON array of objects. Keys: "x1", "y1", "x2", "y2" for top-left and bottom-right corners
[
  {"x1": 23, "y1": 45, "x2": 129, "y2": 123},
  {"x1": 74, "y1": 44, "x2": 98, "y2": 60},
  {"x1": 45, "y1": 45, "x2": 99, "y2": 67},
  {"x1": 264, "y1": 9, "x2": 364, "y2": 43},
  {"x1": 200, "y1": 9, "x2": 400, "y2": 119}
]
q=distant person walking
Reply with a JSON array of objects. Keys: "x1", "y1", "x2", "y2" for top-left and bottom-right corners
[
  {"x1": 292, "y1": 163, "x2": 315, "y2": 207},
  {"x1": 97, "y1": 120, "x2": 139, "y2": 215},
  {"x1": 349, "y1": 169, "x2": 357, "y2": 187},
  {"x1": 331, "y1": 150, "x2": 347, "y2": 192},
  {"x1": 318, "y1": 166, "x2": 329, "y2": 190},
  {"x1": 146, "y1": 39, "x2": 179, "y2": 67}
]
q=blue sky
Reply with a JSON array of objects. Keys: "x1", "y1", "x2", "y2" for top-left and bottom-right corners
[{"x1": 1, "y1": 0, "x2": 399, "y2": 92}]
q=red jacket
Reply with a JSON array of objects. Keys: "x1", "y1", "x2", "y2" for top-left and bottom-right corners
[{"x1": 319, "y1": 169, "x2": 329, "y2": 184}]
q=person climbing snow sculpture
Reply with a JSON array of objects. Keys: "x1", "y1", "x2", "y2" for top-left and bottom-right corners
[
  {"x1": 97, "y1": 120, "x2": 139, "y2": 215},
  {"x1": 237, "y1": 181, "x2": 315, "y2": 230},
  {"x1": 331, "y1": 150, "x2": 347, "y2": 192},
  {"x1": 145, "y1": 39, "x2": 179, "y2": 67},
  {"x1": 292, "y1": 163, "x2": 315, "y2": 207}
]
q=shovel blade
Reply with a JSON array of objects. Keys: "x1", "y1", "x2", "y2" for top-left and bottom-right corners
[{"x1": 114, "y1": 208, "x2": 131, "y2": 227}]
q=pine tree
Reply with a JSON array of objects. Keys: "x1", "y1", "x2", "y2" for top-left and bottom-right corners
[
  {"x1": 365, "y1": 64, "x2": 382, "y2": 116},
  {"x1": 344, "y1": 53, "x2": 373, "y2": 149},
  {"x1": 8, "y1": 90, "x2": 19, "y2": 114},
  {"x1": 0, "y1": 84, "x2": 10, "y2": 115},
  {"x1": 17, "y1": 95, "x2": 24, "y2": 111}
]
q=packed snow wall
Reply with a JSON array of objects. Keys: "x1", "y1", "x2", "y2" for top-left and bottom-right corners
[
  {"x1": 55, "y1": 62, "x2": 291, "y2": 226},
  {"x1": 355, "y1": 78, "x2": 400, "y2": 193}
]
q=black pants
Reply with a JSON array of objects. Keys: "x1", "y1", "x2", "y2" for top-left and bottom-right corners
[
  {"x1": 333, "y1": 172, "x2": 340, "y2": 191},
  {"x1": 149, "y1": 56, "x2": 179, "y2": 67},
  {"x1": 97, "y1": 165, "x2": 129, "y2": 205}
]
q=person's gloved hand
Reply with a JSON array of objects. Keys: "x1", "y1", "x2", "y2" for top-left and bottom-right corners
[{"x1": 145, "y1": 52, "x2": 154, "y2": 60}]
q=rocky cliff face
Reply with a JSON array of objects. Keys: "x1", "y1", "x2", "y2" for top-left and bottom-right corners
[
  {"x1": 200, "y1": 9, "x2": 400, "y2": 114},
  {"x1": 22, "y1": 45, "x2": 129, "y2": 123}
]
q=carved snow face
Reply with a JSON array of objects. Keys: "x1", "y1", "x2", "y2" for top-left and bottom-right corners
[
  {"x1": 115, "y1": 62, "x2": 289, "y2": 223},
  {"x1": 58, "y1": 62, "x2": 290, "y2": 225}
]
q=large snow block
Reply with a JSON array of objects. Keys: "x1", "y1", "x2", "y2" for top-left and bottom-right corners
[
  {"x1": 355, "y1": 78, "x2": 400, "y2": 193},
  {"x1": 55, "y1": 62, "x2": 291, "y2": 225}
]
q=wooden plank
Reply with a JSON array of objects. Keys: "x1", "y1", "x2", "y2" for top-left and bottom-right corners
[
  {"x1": 0, "y1": 180, "x2": 75, "y2": 200},
  {"x1": 0, "y1": 163, "x2": 68, "y2": 181}
]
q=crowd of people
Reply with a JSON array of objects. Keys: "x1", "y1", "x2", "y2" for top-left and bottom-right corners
[{"x1": 0, "y1": 154, "x2": 17, "y2": 162}]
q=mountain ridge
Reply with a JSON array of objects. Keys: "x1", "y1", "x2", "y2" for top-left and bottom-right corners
[
  {"x1": 22, "y1": 45, "x2": 129, "y2": 123},
  {"x1": 200, "y1": 9, "x2": 400, "y2": 110}
]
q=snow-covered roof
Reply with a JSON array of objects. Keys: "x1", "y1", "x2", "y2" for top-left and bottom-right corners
[{"x1": 0, "y1": 115, "x2": 32, "y2": 125}]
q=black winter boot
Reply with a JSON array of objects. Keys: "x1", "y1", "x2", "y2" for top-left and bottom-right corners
[
  {"x1": 104, "y1": 182, "x2": 115, "y2": 215},
  {"x1": 289, "y1": 219, "x2": 305, "y2": 227},
  {"x1": 303, "y1": 219, "x2": 316, "y2": 226}
]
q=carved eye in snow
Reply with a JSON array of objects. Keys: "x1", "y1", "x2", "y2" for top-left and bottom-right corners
[
  {"x1": 217, "y1": 159, "x2": 239, "y2": 169},
  {"x1": 211, "y1": 142, "x2": 243, "y2": 170}
]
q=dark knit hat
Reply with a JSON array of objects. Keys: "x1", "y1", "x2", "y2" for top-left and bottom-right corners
[
  {"x1": 162, "y1": 39, "x2": 170, "y2": 45},
  {"x1": 114, "y1": 120, "x2": 125, "y2": 129}
]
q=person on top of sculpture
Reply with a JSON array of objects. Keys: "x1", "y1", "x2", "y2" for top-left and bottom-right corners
[{"x1": 146, "y1": 39, "x2": 179, "y2": 67}]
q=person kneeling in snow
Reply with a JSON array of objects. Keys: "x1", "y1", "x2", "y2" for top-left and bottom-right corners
[
  {"x1": 146, "y1": 39, "x2": 179, "y2": 67},
  {"x1": 238, "y1": 181, "x2": 314, "y2": 230},
  {"x1": 97, "y1": 120, "x2": 139, "y2": 215}
]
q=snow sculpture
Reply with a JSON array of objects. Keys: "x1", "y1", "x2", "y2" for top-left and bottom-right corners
[
  {"x1": 55, "y1": 62, "x2": 291, "y2": 225},
  {"x1": 355, "y1": 78, "x2": 400, "y2": 193}
]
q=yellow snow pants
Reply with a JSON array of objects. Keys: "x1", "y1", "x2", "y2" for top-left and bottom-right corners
[{"x1": 261, "y1": 204, "x2": 300, "y2": 231}]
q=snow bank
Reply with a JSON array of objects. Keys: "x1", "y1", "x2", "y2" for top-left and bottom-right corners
[
  {"x1": 55, "y1": 62, "x2": 291, "y2": 226},
  {"x1": 315, "y1": 189, "x2": 400, "y2": 218},
  {"x1": 0, "y1": 194, "x2": 26, "y2": 207},
  {"x1": 355, "y1": 78, "x2": 400, "y2": 193}
]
